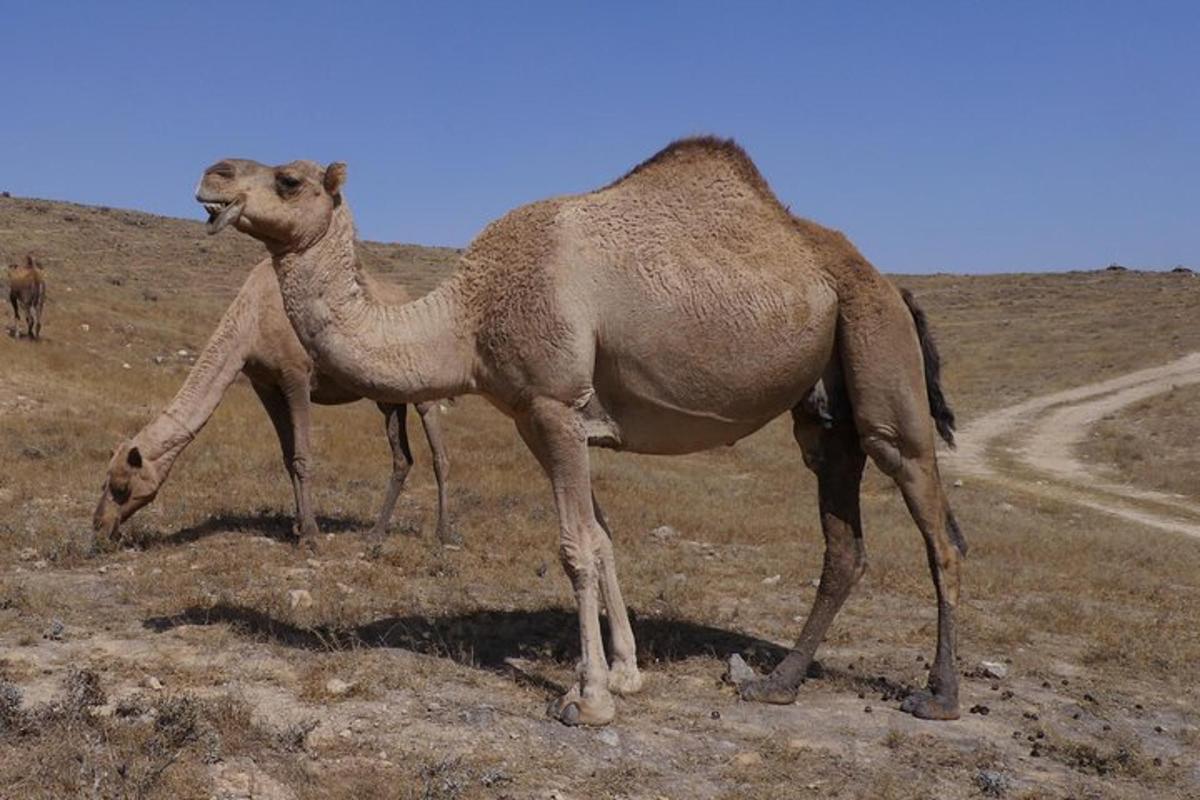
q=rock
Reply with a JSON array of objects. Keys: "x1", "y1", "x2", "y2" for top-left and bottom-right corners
[
  {"x1": 153, "y1": 355, "x2": 165, "y2": 365},
  {"x1": 731, "y1": 752, "x2": 763, "y2": 767},
  {"x1": 953, "y1": 479, "x2": 964, "y2": 488},
  {"x1": 80, "y1": 323, "x2": 90, "y2": 332},
  {"x1": 121, "y1": 363, "x2": 131, "y2": 370},
  {"x1": 177, "y1": 349, "x2": 189, "y2": 357},
  {"x1": 338, "y1": 728, "x2": 352, "y2": 739},
  {"x1": 97, "y1": 566, "x2": 108, "y2": 574},
  {"x1": 287, "y1": 589, "x2": 313, "y2": 611},
  {"x1": 975, "y1": 770, "x2": 1012, "y2": 797},
  {"x1": 980, "y1": 660, "x2": 1008, "y2": 680},
  {"x1": 597, "y1": 728, "x2": 620, "y2": 747},
  {"x1": 43, "y1": 619, "x2": 65, "y2": 641},
  {"x1": 761, "y1": 574, "x2": 782, "y2": 585},
  {"x1": 649, "y1": 525, "x2": 678, "y2": 542},
  {"x1": 211, "y1": 757, "x2": 297, "y2": 800},
  {"x1": 724, "y1": 654, "x2": 756, "y2": 686},
  {"x1": 143, "y1": 676, "x2": 164, "y2": 691},
  {"x1": 17, "y1": 547, "x2": 37, "y2": 562},
  {"x1": 324, "y1": 678, "x2": 354, "y2": 697}
]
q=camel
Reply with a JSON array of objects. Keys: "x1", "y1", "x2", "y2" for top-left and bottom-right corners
[
  {"x1": 194, "y1": 137, "x2": 965, "y2": 727},
  {"x1": 93, "y1": 259, "x2": 456, "y2": 549},
  {"x1": 8, "y1": 255, "x2": 46, "y2": 339}
]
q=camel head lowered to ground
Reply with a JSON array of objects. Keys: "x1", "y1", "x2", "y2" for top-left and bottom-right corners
[
  {"x1": 196, "y1": 138, "x2": 964, "y2": 728},
  {"x1": 94, "y1": 442, "x2": 162, "y2": 539}
]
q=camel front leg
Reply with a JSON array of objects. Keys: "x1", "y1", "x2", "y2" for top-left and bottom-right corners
[
  {"x1": 518, "y1": 398, "x2": 616, "y2": 726},
  {"x1": 592, "y1": 492, "x2": 642, "y2": 695},
  {"x1": 416, "y1": 401, "x2": 459, "y2": 545},
  {"x1": 367, "y1": 403, "x2": 413, "y2": 545}
]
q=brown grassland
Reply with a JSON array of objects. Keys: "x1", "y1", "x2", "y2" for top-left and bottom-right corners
[{"x1": 2, "y1": 193, "x2": 1199, "y2": 799}]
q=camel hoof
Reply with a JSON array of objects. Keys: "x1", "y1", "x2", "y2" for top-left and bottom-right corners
[
  {"x1": 548, "y1": 685, "x2": 615, "y2": 727},
  {"x1": 900, "y1": 690, "x2": 960, "y2": 721},
  {"x1": 437, "y1": 527, "x2": 464, "y2": 547},
  {"x1": 607, "y1": 661, "x2": 644, "y2": 696}
]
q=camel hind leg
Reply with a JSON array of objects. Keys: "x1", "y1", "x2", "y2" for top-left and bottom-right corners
[
  {"x1": 367, "y1": 403, "x2": 414, "y2": 545},
  {"x1": 737, "y1": 387, "x2": 866, "y2": 704},
  {"x1": 842, "y1": 289, "x2": 964, "y2": 720}
]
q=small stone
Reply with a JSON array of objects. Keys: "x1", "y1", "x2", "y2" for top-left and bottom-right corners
[
  {"x1": 975, "y1": 770, "x2": 1012, "y2": 797},
  {"x1": 711, "y1": 710, "x2": 721, "y2": 720},
  {"x1": 18, "y1": 547, "x2": 37, "y2": 561},
  {"x1": 999, "y1": 502, "x2": 1015, "y2": 513},
  {"x1": 177, "y1": 349, "x2": 189, "y2": 357},
  {"x1": 650, "y1": 525, "x2": 678, "y2": 542},
  {"x1": 335, "y1": 582, "x2": 354, "y2": 594},
  {"x1": 597, "y1": 729, "x2": 620, "y2": 747},
  {"x1": 338, "y1": 728, "x2": 352, "y2": 739},
  {"x1": 761, "y1": 574, "x2": 782, "y2": 585},
  {"x1": 288, "y1": 589, "x2": 313, "y2": 610},
  {"x1": 325, "y1": 678, "x2": 353, "y2": 696},
  {"x1": 153, "y1": 356, "x2": 165, "y2": 365},
  {"x1": 953, "y1": 479, "x2": 964, "y2": 488},
  {"x1": 121, "y1": 363, "x2": 131, "y2": 370},
  {"x1": 731, "y1": 752, "x2": 763, "y2": 767},
  {"x1": 80, "y1": 323, "x2": 90, "y2": 332},
  {"x1": 97, "y1": 566, "x2": 108, "y2": 574},
  {"x1": 350, "y1": 718, "x2": 370, "y2": 733},
  {"x1": 143, "y1": 676, "x2": 163, "y2": 691},
  {"x1": 980, "y1": 660, "x2": 1008, "y2": 680},
  {"x1": 724, "y1": 654, "x2": 756, "y2": 686},
  {"x1": 43, "y1": 619, "x2": 65, "y2": 641},
  {"x1": 864, "y1": 705, "x2": 872, "y2": 713}
]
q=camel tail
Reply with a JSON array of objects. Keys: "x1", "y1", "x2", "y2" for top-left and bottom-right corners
[{"x1": 900, "y1": 288, "x2": 956, "y2": 449}]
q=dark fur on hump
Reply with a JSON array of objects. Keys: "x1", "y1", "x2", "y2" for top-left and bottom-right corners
[
  {"x1": 900, "y1": 288, "x2": 956, "y2": 448},
  {"x1": 606, "y1": 136, "x2": 776, "y2": 198}
]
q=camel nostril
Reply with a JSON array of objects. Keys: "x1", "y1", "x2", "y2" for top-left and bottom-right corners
[{"x1": 205, "y1": 161, "x2": 236, "y2": 179}]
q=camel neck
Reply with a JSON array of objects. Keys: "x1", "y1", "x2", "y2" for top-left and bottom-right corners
[
  {"x1": 136, "y1": 282, "x2": 258, "y2": 470},
  {"x1": 272, "y1": 206, "x2": 477, "y2": 403}
]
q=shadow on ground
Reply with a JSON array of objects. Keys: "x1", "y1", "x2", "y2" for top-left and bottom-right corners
[
  {"x1": 140, "y1": 511, "x2": 372, "y2": 549},
  {"x1": 143, "y1": 603, "x2": 795, "y2": 671}
]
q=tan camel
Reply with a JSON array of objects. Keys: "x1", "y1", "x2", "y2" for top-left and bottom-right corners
[
  {"x1": 8, "y1": 255, "x2": 46, "y2": 339},
  {"x1": 195, "y1": 137, "x2": 965, "y2": 727},
  {"x1": 93, "y1": 259, "x2": 456, "y2": 548}
]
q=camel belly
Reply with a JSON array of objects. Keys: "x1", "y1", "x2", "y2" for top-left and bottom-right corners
[{"x1": 590, "y1": 307, "x2": 836, "y2": 454}]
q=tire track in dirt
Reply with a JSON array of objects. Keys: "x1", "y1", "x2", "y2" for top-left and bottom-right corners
[{"x1": 945, "y1": 352, "x2": 1200, "y2": 538}]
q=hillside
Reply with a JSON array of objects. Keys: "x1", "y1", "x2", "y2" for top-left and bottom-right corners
[{"x1": 1, "y1": 194, "x2": 1198, "y2": 799}]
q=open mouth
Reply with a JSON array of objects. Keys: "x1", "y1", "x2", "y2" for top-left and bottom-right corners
[{"x1": 199, "y1": 198, "x2": 244, "y2": 235}]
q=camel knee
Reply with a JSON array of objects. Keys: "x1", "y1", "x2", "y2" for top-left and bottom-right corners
[
  {"x1": 291, "y1": 454, "x2": 312, "y2": 480},
  {"x1": 432, "y1": 452, "x2": 449, "y2": 480},
  {"x1": 559, "y1": 538, "x2": 598, "y2": 584}
]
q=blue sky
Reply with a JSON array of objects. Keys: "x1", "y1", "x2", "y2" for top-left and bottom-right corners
[{"x1": 2, "y1": 1, "x2": 1196, "y2": 272}]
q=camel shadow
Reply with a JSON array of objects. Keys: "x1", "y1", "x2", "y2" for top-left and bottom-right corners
[
  {"x1": 142, "y1": 511, "x2": 369, "y2": 550},
  {"x1": 142, "y1": 605, "x2": 918, "y2": 701},
  {"x1": 143, "y1": 604, "x2": 790, "y2": 674}
]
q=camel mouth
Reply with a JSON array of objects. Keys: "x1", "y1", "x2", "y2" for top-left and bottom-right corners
[{"x1": 201, "y1": 198, "x2": 243, "y2": 235}]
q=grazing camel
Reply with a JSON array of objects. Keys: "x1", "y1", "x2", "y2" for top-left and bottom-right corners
[
  {"x1": 93, "y1": 259, "x2": 456, "y2": 548},
  {"x1": 8, "y1": 255, "x2": 46, "y2": 339},
  {"x1": 195, "y1": 137, "x2": 964, "y2": 726}
]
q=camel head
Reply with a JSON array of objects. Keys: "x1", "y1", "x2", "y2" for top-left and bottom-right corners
[
  {"x1": 195, "y1": 158, "x2": 347, "y2": 252},
  {"x1": 93, "y1": 442, "x2": 162, "y2": 541}
]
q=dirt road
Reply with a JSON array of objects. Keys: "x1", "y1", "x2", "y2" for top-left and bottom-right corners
[{"x1": 946, "y1": 352, "x2": 1200, "y2": 538}]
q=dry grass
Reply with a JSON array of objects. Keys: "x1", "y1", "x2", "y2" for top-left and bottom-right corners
[
  {"x1": 1078, "y1": 383, "x2": 1200, "y2": 499},
  {"x1": 2, "y1": 195, "x2": 1199, "y2": 797}
]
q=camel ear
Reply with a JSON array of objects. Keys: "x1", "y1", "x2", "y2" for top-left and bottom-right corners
[
  {"x1": 323, "y1": 162, "x2": 347, "y2": 196},
  {"x1": 127, "y1": 447, "x2": 143, "y2": 469}
]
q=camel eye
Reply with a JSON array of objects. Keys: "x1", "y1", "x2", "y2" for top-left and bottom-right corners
[{"x1": 276, "y1": 174, "x2": 303, "y2": 194}]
